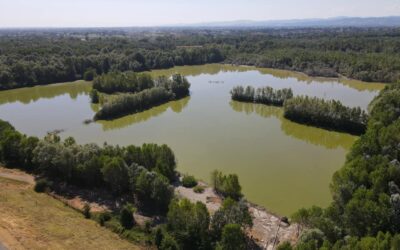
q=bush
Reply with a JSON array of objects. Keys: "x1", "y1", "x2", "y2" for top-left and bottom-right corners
[
  {"x1": 182, "y1": 175, "x2": 197, "y2": 188},
  {"x1": 34, "y1": 178, "x2": 51, "y2": 193},
  {"x1": 193, "y1": 185, "x2": 205, "y2": 193},
  {"x1": 98, "y1": 212, "x2": 112, "y2": 226},
  {"x1": 83, "y1": 203, "x2": 91, "y2": 219},
  {"x1": 277, "y1": 242, "x2": 293, "y2": 250},
  {"x1": 155, "y1": 227, "x2": 164, "y2": 248},
  {"x1": 83, "y1": 68, "x2": 97, "y2": 81},
  {"x1": 89, "y1": 89, "x2": 99, "y2": 103},
  {"x1": 120, "y1": 205, "x2": 135, "y2": 229},
  {"x1": 211, "y1": 170, "x2": 242, "y2": 200},
  {"x1": 160, "y1": 233, "x2": 179, "y2": 250}
]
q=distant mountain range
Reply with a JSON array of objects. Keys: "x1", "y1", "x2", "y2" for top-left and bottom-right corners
[{"x1": 178, "y1": 16, "x2": 400, "y2": 28}]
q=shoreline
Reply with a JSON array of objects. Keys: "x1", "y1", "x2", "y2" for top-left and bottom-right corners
[{"x1": 0, "y1": 63, "x2": 386, "y2": 93}]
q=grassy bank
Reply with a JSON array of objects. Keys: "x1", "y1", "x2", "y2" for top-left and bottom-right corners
[{"x1": 0, "y1": 177, "x2": 140, "y2": 250}]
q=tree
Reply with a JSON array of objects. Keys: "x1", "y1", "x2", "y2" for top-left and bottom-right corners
[
  {"x1": 217, "y1": 224, "x2": 246, "y2": 250},
  {"x1": 167, "y1": 199, "x2": 211, "y2": 249},
  {"x1": 160, "y1": 233, "x2": 179, "y2": 250},
  {"x1": 0, "y1": 129, "x2": 22, "y2": 165},
  {"x1": 135, "y1": 170, "x2": 173, "y2": 213},
  {"x1": 211, "y1": 198, "x2": 252, "y2": 239},
  {"x1": 90, "y1": 89, "x2": 99, "y2": 104},
  {"x1": 101, "y1": 157, "x2": 129, "y2": 194}
]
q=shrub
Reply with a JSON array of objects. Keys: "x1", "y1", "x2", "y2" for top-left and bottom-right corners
[
  {"x1": 83, "y1": 68, "x2": 97, "y2": 81},
  {"x1": 211, "y1": 170, "x2": 242, "y2": 200},
  {"x1": 193, "y1": 185, "x2": 205, "y2": 193},
  {"x1": 277, "y1": 242, "x2": 293, "y2": 250},
  {"x1": 120, "y1": 205, "x2": 135, "y2": 229},
  {"x1": 155, "y1": 227, "x2": 164, "y2": 248},
  {"x1": 182, "y1": 174, "x2": 197, "y2": 188},
  {"x1": 34, "y1": 178, "x2": 51, "y2": 193},
  {"x1": 98, "y1": 212, "x2": 112, "y2": 226},
  {"x1": 160, "y1": 233, "x2": 179, "y2": 250},
  {"x1": 83, "y1": 203, "x2": 91, "y2": 219},
  {"x1": 89, "y1": 89, "x2": 99, "y2": 104}
]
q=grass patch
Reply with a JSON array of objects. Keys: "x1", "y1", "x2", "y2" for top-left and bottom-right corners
[
  {"x1": 0, "y1": 177, "x2": 139, "y2": 249},
  {"x1": 193, "y1": 186, "x2": 205, "y2": 193}
]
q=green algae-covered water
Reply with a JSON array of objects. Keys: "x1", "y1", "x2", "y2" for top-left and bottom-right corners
[{"x1": 0, "y1": 64, "x2": 385, "y2": 215}]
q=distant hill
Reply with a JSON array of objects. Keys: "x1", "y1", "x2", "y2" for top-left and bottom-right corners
[{"x1": 180, "y1": 16, "x2": 400, "y2": 28}]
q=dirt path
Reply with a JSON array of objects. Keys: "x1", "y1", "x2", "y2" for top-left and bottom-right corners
[{"x1": 0, "y1": 167, "x2": 34, "y2": 185}]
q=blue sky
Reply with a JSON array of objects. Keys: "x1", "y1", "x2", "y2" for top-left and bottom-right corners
[{"x1": 0, "y1": 0, "x2": 399, "y2": 27}]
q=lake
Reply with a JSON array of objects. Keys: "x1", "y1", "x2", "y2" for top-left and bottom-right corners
[{"x1": 0, "y1": 64, "x2": 385, "y2": 215}]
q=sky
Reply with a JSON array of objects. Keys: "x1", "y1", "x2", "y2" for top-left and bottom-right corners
[{"x1": 0, "y1": 0, "x2": 400, "y2": 27}]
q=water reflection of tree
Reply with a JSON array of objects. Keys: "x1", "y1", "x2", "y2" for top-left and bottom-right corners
[
  {"x1": 97, "y1": 96, "x2": 190, "y2": 131},
  {"x1": 256, "y1": 68, "x2": 385, "y2": 92},
  {"x1": 0, "y1": 80, "x2": 91, "y2": 105},
  {"x1": 229, "y1": 101, "x2": 356, "y2": 150}
]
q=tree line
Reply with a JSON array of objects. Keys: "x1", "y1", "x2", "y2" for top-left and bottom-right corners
[
  {"x1": 231, "y1": 85, "x2": 293, "y2": 106},
  {"x1": 279, "y1": 82, "x2": 400, "y2": 249},
  {"x1": 231, "y1": 85, "x2": 367, "y2": 135},
  {"x1": 93, "y1": 71, "x2": 154, "y2": 94},
  {"x1": 283, "y1": 96, "x2": 368, "y2": 135},
  {"x1": 1, "y1": 28, "x2": 400, "y2": 90},
  {"x1": 94, "y1": 74, "x2": 190, "y2": 120},
  {"x1": 0, "y1": 120, "x2": 176, "y2": 213},
  {"x1": 0, "y1": 35, "x2": 223, "y2": 90}
]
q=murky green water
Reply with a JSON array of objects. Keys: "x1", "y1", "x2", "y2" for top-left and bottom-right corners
[{"x1": 0, "y1": 64, "x2": 385, "y2": 215}]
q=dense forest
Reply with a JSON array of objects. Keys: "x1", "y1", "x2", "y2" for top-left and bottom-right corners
[
  {"x1": 279, "y1": 83, "x2": 400, "y2": 249},
  {"x1": 0, "y1": 118, "x2": 251, "y2": 249},
  {"x1": 283, "y1": 96, "x2": 368, "y2": 135},
  {"x1": 94, "y1": 74, "x2": 190, "y2": 120},
  {"x1": 1, "y1": 27, "x2": 400, "y2": 90}
]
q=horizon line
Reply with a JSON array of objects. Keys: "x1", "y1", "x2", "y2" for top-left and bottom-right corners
[{"x1": 0, "y1": 15, "x2": 399, "y2": 29}]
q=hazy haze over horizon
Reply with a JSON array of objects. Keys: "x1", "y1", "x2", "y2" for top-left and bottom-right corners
[{"x1": 0, "y1": 0, "x2": 400, "y2": 27}]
